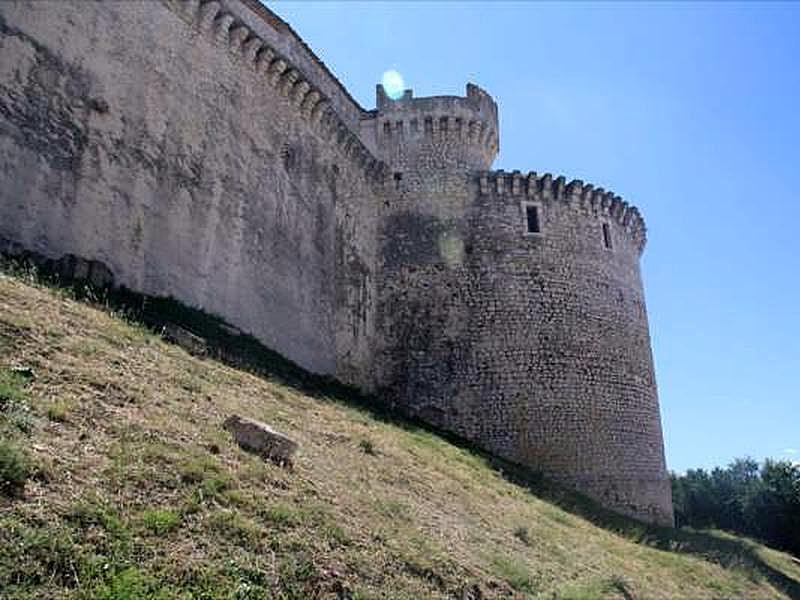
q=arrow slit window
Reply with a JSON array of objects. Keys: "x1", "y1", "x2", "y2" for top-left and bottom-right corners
[{"x1": 523, "y1": 203, "x2": 541, "y2": 235}]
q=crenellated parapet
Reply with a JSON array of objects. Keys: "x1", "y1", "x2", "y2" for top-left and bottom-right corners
[
  {"x1": 166, "y1": 0, "x2": 387, "y2": 184},
  {"x1": 479, "y1": 170, "x2": 647, "y2": 252},
  {"x1": 371, "y1": 83, "x2": 499, "y2": 171}
]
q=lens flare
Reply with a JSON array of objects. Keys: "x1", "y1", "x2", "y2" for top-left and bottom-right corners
[{"x1": 381, "y1": 70, "x2": 405, "y2": 100}]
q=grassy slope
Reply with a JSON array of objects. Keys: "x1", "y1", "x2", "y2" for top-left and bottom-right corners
[{"x1": 1, "y1": 270, "x2": 799, "y2": 600}]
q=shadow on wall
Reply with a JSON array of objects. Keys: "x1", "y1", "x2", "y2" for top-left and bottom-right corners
[{"x1": 1, "y1": 246, "x2": 798, "y2": 600}]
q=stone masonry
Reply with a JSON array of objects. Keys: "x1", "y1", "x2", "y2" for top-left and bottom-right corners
[{"x1": 0, "y1": 0, "x2": 673, "y2": 525}]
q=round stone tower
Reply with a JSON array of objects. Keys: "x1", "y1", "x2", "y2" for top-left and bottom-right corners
[
  {"x1": 372, "y1": 82, "x2": 498, "y2": 175},
  {"x1": 372, "y1": 83, "x2": 673, "y2": 526}
]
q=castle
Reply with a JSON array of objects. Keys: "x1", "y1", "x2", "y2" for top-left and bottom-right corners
[{"x1": 0, "y1": 0, "x2": 673, "y2": 525}]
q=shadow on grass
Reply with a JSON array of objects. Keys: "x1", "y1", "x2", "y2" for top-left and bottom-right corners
[
  {"x1": 499, "y1": 466, "x2": 800, "y2": 599},
  {"x1": 2, "y1": 256, "x2": 799, "y2": 599}
]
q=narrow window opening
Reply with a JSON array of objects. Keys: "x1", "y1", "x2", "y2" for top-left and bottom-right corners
[
  {"x1": 280, "y1": 144, "x2": 296, "y2": 171},
  {"x1": 602, "y1": 223, "x2": 613, "y2": 249},
  {"x1": 525, "y1": 205, "x2": 540, "y2": 234},
  {"x1": 424, "y1": 117, "x2": 433, "y2": 134},
  {"x1": 393, "y1": 172, "x2": 403, "y2": 190},
  {"x1": 395, "y1": 120, "x2": 403, "y2": 135},
  {"x1": 383, "y1": 122, "x2": 391, "y2": 137}
]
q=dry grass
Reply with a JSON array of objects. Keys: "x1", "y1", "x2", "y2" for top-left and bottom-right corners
[{"x1": 0, "y1": 268, "x2": 799, "y2": 599}]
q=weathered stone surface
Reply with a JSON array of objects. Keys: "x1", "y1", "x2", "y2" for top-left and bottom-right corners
[
  {"x1": 0, "y1": 0, "x2": 377, "y2": 383},
  {"x1": 162, "y1": 324, "x2": 207, "y2": 357},
  {"x1": 87, "y1": 260, "x2": 114, "y2": 288},
  {"x1": 0, "y1": 236, "x2": 25, "y2": 258},
  {"x1": 223, "y1": 414, "x2": 298, "y2": 468},
  {"x1": 0, "y1": 0, "x2": 672, "y2": 525}
]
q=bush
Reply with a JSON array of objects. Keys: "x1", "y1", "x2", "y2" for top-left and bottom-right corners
[{"x1": 0, "y1": 440, "x2": 31, "y2": 497}]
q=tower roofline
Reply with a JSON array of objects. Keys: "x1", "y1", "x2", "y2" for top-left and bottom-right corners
[{"x1": 376, "y1": 82, "x2": 498, "y2": 124}]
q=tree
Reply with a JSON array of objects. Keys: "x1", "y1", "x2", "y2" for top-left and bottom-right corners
[{"x1": 671, "y1": 457, "x2": 800, "y2": 557}]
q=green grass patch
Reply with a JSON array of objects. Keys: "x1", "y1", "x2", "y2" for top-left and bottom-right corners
[
  {"x1": 262, "y1": 502, "x2": 300, "y2": 527},
  {"x1": 0, "y1": 440, "x2": 31, "y2": 497},
  {"x1": 491, "y1": 555, "x2": 538, "y2": 594},
  {"x1": 65, "y1": 499, "x2": 130, "y2": 547},
  {"x1": 46, "y1": 400, "x2": 71, "y2": 422},
  {"x1": 207, "y1": 510, "x2": 262, "y2": 547},
  {"x1": 276, "y1": 553, "x2": 319, "y2": 600},
  {"x1": 140, "y1": 509, "x2": 181, "y2": 536},
  {"x1": 87, "y1": 567, "x2": 179, "y2": 600},
  {"x1": 0, "y1": 369, "x2": 28, "y2": 407},
  {"x1": 374, "y1": 498, "x2": 410, "y2": 521},
  {"x1": 0, "y1": 518, "x2": 84, "y2": 590},
  {"x1": 322, "y1": 522, "x2": 351, "y2": 547},
  {"x1": 556, "y1": 575, "x2": 638, "y2": 600}
]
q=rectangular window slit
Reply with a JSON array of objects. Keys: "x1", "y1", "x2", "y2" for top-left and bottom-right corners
[
  {"x1": 603, "y1": 223, "x2": 613, "y2": 249},
  {"x1": 525, "y1": 205, "x2": 540, "y2": 234}
]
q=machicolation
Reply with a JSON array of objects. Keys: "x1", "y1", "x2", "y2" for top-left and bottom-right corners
[{"x1": 0, "y1": 0, "x2": 673, "y2": 525}]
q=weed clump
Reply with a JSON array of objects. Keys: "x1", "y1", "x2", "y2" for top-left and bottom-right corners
[
  {"x1": 0, "y1": 370, "x2": 27, "y2": 408},
  {"x1": 358, "y1": 438, "x2": 377, "y2": 455},
  {"x1": 141, "y1": 509, "x2": 181, "y2": 536},
  {"x1": 89, "y1": 567, "x2": 179, "y2": 600},
  {"x1": 47, "y1": 401, "x2": 71, "y2": 422},
  {"x1": 0, "y1": 440, "x2": 31, "y2": 497},
  {"x1": 491, "y1": 555, "x2": 538, "y2": 593},
  {"x1": 277, "y1": 553, "x2": 319, "y2": 599},
  {"x1": 513, "y1": 525, "x2": 531, "y2": 546}
]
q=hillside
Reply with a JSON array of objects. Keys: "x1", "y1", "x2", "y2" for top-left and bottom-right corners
[{"x1": 1, "y1": 267, "x2": 799, "y2": 600}]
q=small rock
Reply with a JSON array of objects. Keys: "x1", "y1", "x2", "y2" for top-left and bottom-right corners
[
  {"x1": 162, "y1": 323, "x2": 207, "y2": 356},
  {"x1": 223, "y1": 414, "x2": 298, "y2": 469}
]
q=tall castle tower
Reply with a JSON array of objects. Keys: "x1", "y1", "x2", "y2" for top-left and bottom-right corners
[{"x1": 369, "y1": 83, "x2": 673, "y2": 526}]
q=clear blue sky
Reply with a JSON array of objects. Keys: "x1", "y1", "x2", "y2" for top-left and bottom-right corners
[{"x1": 269, "y1": 1, "x2": 800, "y2": 473}]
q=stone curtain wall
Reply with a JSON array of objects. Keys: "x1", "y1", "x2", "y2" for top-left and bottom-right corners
[{"x1": 0, "y1": 0, "x2": 380, "y2": 385}]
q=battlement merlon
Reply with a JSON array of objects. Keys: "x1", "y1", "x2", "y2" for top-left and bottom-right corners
[
  {"x1": 376, "y1": 82, "x2": 498, "y2": 125},
  {"x1": 479, "y1": 170, "x2": 648, "y2": 254}
]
